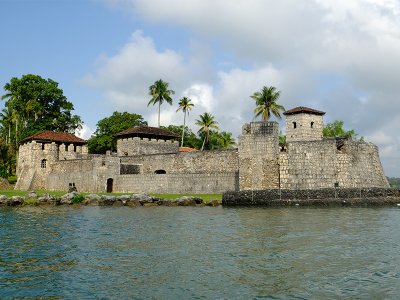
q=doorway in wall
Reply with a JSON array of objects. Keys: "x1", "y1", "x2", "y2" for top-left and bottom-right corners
[{"x1": 106, "y1": 178, "x2": 113, "y2": 193}]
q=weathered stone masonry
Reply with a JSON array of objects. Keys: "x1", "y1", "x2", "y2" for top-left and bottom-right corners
[{"x1": 15, "y1": 106, "x2": 389, "y2": 194}]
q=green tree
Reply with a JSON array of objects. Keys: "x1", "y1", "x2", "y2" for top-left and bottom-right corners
[
  {"x1": 196, "y1": 112, "x2": 219, "y2": 150},
  {"x1": 88, "y1": 111, "x2": 147, "y2": 154},
  {"x1": 161, "y1": 125, "x2": 202, "y2": 149},
  {"x1": 1, "y1": 74, "x2": 82, "y2": 148},
  {"x1": 250, "y1": 86, "x2": 285, "y2": 121},
  {"x1": 209, "y1": 131, "x2": 236, "y2": 150},
  {"x1": 323, "y1": 120, "x2": 357, "y2": 139},
  {"x1": 148, "y1": 79, "x2": 175, "y2": 127},
  {"x1": 176, "y1": 97, "x2": 194, "y2": 146}
]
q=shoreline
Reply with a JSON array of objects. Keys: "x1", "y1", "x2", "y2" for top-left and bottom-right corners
[{"x1": 222, "y1": 187, "x2": 400, "y2": 207}]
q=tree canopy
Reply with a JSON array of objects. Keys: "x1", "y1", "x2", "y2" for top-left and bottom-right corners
[
  {"x1": 176, "y1": 97, "x2": 194, "y2": 146},
  {"x1": 196, "y1": 112, "x2": 220, "y2": 151},
  {"x1": 148, "y1": 79, "x2": 174, "y2": 127},
  {"x1": 250, "y1": 86, "x2": 285, "y2": 121},
  {"x1": 87, "y1": 111, "x2": 147, "y2": 154},
  {"x1": 0, "y1": 74, "x2": 82, "y2": 148},
  {"x1": 323, "y1": 120, "x2": 357, "y2": 139}
]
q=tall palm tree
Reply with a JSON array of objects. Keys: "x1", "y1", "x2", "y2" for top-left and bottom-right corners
[
  {"x1": 148, "y1": 79, "x2": 175, "y2": 127},
  {"x1": 196, "y1": 112, "x2": 219, "y2": 151},
  {"x1": 176, "y1": 97, "x2": 194, "y2": 146},
  {"x1": 250, "y1": 86, "x2": 285, "y2": 121}
]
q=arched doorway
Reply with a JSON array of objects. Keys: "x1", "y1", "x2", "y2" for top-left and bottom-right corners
[{"x1": 106, "y1": 178, "x2": 113, "y2": 193}]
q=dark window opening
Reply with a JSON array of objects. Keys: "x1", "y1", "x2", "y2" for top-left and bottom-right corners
[
  {"x1": 65, "y1": 144, "x2": 68, "y2": 151},
  {"x1": 101, "y1": 159, "x2": 106, "y2": 166},
  {"x1": 311, "y1": 122, "x2": 314, "y2": 128},
  {"x1": 74, "y1": 145, "x2": 77, "y2": 152},
  {"x1": 42, "y1": 143, "x2": 45, "y2": 150},
  {"x1": 293, "y1": 122, "x2": 297, "y2": 129},
  {"x1": 41, "y1": 159, "x2": 47, "y2": 168},
  {"x1": 154, "y1": 170, "x2": 166, "y2": 174}
]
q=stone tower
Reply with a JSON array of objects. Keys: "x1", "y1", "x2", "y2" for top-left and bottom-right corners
[
  {"x1": 15, "y1": 131, "x2": 87, "y2": 190},
  {"x1": 238, "y1": 122, "x2": 279, "y2": 190},
  {"x1": 284, "y1": 106, "x2": 325, "y2": 142}
]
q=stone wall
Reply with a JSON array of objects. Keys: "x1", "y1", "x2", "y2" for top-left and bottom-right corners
[
  {"x1": 285, "y1": 113, "x2": 323, "y2": 142},
  {"x1": 222, "y1": 188, "x2": 400, "y2": 206},
  {"x1": 121, "y1": 149, "x2": 238, "y2": 174},
  {"x1": 282, "y1": 139, "x2": 337, "y2": 189},
  {"x1": 238, "y1": 122, "x2": 279, "y2": 190},
  {"x1": 117, "y1": 137, "x2": 179, "y2": 156},
  {"x1": 114, "y1": 172, "x2": 238, "y2": 194},
  {"x1": 280, "y1": 138, "x2": 389, "y2": 189},
  {"x1": 44, "y1": 150, "x2": 239, "y2": 193}
]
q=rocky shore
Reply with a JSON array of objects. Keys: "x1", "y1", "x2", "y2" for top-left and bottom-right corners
[{"x1": 0, "y1": 192, "x2": 220, "y2": 207}]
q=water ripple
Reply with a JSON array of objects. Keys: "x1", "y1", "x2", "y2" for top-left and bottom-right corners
[{"x1": 1, "y1": 206, "x2": 400, "y2": 298}]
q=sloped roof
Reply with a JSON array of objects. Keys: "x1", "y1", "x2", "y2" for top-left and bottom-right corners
[
  {"x1": 20, "y1": 131, "x2": 86, "y2": 145},
  {"x1": 179, "y1": 146, "x2": 198, "y2": 152},
  {"x1": 115, "y1": 126, "x2": 179, "y2": 139},
  {"x1": 283, "y1": 106, "x2": 326, "y2": 116}
]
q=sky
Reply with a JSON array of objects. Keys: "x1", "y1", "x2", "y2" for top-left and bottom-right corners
[{"x1": 0, "y1": 0, "x2": 399, "y2": 177}]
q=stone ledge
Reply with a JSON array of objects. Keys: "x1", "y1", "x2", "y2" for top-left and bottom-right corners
[{"x1": 222, "y1": 188, "x2": 400, "y2": 207}]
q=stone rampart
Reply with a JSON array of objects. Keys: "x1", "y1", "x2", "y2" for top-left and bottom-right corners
[
  {"x1": 121, "y1": 149, "x2": 238, "y2": 174},
  {"x1": 114, "y1": 172, "x2": 238, "y2": 194},
  {"x1": 222, "y1": 188, "x2": 400, "y2": 206}
]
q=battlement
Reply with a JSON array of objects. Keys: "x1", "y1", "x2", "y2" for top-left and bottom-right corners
[{"x1": 242, "y1": 121, "x2": 279, "y2": 136}]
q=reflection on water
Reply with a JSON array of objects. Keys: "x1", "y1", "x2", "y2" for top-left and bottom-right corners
[{"x1": 1, "y1": 206, "x2": 400, "y2": 298}]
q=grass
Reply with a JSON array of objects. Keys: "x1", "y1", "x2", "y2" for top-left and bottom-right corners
[{"x1": 0, "y1": 190, "x2": 222, "y2": 203}]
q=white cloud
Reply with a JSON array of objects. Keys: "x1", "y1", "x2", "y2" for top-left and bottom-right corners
[
  {"x1": 76, "y1": 124, "x2": 94, "y2": 140},
  {"x1": 92, "y1": 0, "x2": 400, "y2": 176}
]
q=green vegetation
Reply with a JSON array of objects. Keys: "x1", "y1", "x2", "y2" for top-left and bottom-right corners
[
  {"x1": 176, "y1": 97, "x2": 194, "y2": 146},
  {"x1": 387, "y1": 177, "x2": 400, "y2": 188},
  {"x1": 22, "y1": 198, "x2": 39, "y2": 206},
  {"x1": 148, "y1": 79, "x2": 175, "y2": 127},
  {"x1": 0, "y1": 189, "x2": 222, "y2": 203},
  {"x1": 251, "y1": 86, "x2": 285, "y2": 121},
  {"x1": 87, "y1": 111, "x2": 147, "y2": 154},
  {"x1": 323, "y1": 120, "x2": 358, "y2": 139},
  {"x1": 72, "y1": 193, "x2": 85, "y2": 204},
  {"x1": 0, "y1": 74, "x2": 82, "y2": 175},
  {"x1": 196, "y1": 112, "x2": 220, "y2": 150}
]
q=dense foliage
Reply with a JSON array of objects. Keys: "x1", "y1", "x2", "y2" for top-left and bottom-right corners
[
  {"x1": 1, "y1": 74, "x2": 82, "y2": 147},
  {"x1": 87, "y1": 111, "x2": 147, "y2": 154},
  {"x1": 387, "y1": 177, "x2": 400, "y2": 188},
  {"x1": 322, "y1": 120, "x2": 357, "y2": 139},
  {"x1": 0, "y1": 74, "x2": 82, "y2": 175}
]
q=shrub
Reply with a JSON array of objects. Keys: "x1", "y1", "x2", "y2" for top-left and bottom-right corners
[
  {"x1": 23, "y1": 198, "x2": 39, "y2": 206},
  {"x1": 72, "y1": 194, "x2": 85, "y2": 204}
]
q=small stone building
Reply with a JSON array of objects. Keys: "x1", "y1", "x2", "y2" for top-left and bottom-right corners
[{"x1": 15, "y1": 107, "x2": 389, "y2": 193}]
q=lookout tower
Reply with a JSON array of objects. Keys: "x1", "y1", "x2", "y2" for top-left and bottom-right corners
[
  {"x1": 115, "y1": 126, "x2": 179, "y2": 156},
  {"x1": 283, "y1": 106, "x2": 325, "y2": 142}
]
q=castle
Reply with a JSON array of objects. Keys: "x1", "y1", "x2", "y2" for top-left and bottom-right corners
[{"x1": 15, "y1": 106, "x2": 389, "y2": 193}]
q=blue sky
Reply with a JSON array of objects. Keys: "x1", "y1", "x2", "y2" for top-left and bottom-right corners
[{"x1": 1, "y1": 0, "x2": 400, "y2": 177}]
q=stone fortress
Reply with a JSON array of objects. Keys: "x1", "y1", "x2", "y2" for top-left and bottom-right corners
[{"x1": 15, "y1": 106, "x2": 389, "y2": 193}]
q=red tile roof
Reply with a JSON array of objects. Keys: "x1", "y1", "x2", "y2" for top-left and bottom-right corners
[
  {"x1": 179, "y1": 146, "x2": 198, "y2": 152},
  {"x1": 20, "y1": 131, "x2": 86, "y2": 145},
  {"x1": 283, "y1": 106, "x2": 325, "y2": 116},
  {"x1": 115, "y1": 126, "x2": 179, "y2": 139}
]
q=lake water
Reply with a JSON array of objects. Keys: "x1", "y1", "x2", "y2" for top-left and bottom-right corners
[{"x1": 1, "y1": 206, "x2": 400, "y2": 299}]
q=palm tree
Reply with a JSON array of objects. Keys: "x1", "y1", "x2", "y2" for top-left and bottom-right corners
[
  {"x1": 250, "y1": 86, "x2": 285, "y2": 121},
  {"x1": 196, "y1": 112, "x2": 219, "y2": 151},
  {"x1": 148, "y1": 79, "x2": 175, "y2": 127},
  {"x1": 176, "y1": 97, "x2": 194, "y2": 146}
]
